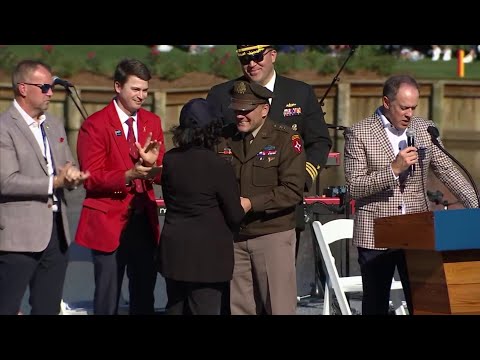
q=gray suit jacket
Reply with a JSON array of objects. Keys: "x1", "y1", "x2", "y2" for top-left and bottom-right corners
[
  {"x1": 0, "y1": 104, "x2": 74, "y2": 252},
  {"x1": 344, "y1": 112, "x2": 478, "y2": 250}
]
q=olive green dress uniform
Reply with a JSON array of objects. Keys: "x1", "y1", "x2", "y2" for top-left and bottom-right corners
[
  {"x1": 216, "y1": 120, "x2": 305, "y2": 236},
  {"x1": 207, "y1": 45, "x2": 332, "y2": 192},
  {"x1": 207, "y1": 45, "x2": 332, "y2": 239},
  {"x1": 215, "y1": 80, "x2": 306, "y2": 314}
]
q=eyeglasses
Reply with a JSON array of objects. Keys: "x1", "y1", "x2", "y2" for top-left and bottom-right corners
[
  {"x1": 238, "y1": 49, "x2": 273, "y2": 66},
  {"x1": 18, "y1": 82, "x2": 54, "y2": 94}
]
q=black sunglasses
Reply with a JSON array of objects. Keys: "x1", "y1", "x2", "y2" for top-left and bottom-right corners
[
  {"x1": 18, "y1": 82, "x2": 54, "y2": 94},
  {"x1": 238, "y1": 49, "x2": 273, "y2": 66}
]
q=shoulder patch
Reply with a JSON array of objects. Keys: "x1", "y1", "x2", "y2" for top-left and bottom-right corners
[{"x1": 291, "y1": 134, "x2": 303, "y2": 154}]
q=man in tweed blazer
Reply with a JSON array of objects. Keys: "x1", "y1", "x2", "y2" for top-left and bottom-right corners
[
  {"x1": 344, "y1": 75, "x2": 478, "y2": 315},
  {"x1": 0, "y1": 60, "x2": 89, "y2": 314}
]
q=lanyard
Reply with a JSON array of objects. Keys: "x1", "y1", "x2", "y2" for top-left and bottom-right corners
[{"x1": 40, "y1": 122, "x2": 55, "y2": 173}]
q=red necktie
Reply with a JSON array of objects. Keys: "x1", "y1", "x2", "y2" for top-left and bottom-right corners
[
  {"x1": 126, "y1": 117, "x2": 144, "y2": 193},
  {"x1": 126, "y1": 117, "x2": 139, "y2": 160}
]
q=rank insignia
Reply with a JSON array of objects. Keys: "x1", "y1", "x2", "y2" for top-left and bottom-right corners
[
  {"x1": 291, "y1": 134, "x2": 303, "y2": 154},
  {"x1": 292, "y1": 124, "x2": 297, "y2": 131}
]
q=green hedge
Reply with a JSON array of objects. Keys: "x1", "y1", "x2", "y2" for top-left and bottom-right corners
[{"x1": 1, "y1": 45, "x2": 478, "y2": 81}]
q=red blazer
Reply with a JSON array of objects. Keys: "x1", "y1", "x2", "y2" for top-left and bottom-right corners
[{"x1": 75, "y1": 100, "x2": 165, "y2": 252}]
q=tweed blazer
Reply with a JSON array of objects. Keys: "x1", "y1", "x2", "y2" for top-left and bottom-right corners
[
  {"x1": 0, "y1": 104, "x2": 74, "y2": 252},
  {"x1": 344, "y1": 111, "x2": 478, "y2": 249}
]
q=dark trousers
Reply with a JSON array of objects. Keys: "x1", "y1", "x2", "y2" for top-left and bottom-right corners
[
  {"x1": 165, "y1": 278, "x2": 228, "y2": 315},
  {"x1": 0, "y1": 213, "x2": 69, "y2": 315},
  {"x1": 357, "y1": 247, "x2": 413, "y2": 315},
  {"x1": 91, "y1": 213, "x2": 157, "y2": 315},
  {"x1": 220, "y1": 283, "x2": 231, "y2": 315},
  {"x1": 294, "y1": 202, "x2": 306, "y2": 261}
]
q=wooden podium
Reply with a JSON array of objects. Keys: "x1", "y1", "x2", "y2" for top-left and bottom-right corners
[{"x1": 375, "y1": 209, "x2": 480, "y2": 315}]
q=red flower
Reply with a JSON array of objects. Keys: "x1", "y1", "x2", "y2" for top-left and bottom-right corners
[
  {"x1": 59, "y1": 137, "x2": 64, "y2": 143},
  {"x1": 43, "y1": 45, "x2": 54, "y2": 53},
  {"x1": 87, "y1": 51, "x2": 96, "y2": 59}
]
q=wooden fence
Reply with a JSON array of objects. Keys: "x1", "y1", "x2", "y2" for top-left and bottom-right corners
[{"x1": 1, "y1": 80, "x2": 480, "y2": 191}]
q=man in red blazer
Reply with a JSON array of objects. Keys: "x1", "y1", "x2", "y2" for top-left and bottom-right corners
[{"x1": 75, "y1": 59, "x2": 165, "y2": 315}]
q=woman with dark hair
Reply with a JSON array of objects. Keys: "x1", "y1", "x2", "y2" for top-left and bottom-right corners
[{"x1": 157, "y1": 98, "x2": 245, "y2": 315}]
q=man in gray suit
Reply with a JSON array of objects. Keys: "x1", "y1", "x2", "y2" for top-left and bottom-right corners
[
  {"x1": 344, "y1": 74, "x2": 478, "y2": 315},
  {"x1": 0, "y1": 60, "x2": 89, "y2": 315}
]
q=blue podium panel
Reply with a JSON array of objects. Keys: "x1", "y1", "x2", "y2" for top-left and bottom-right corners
[
  {"x1": 434, "y1": 208, "x2": 480, "y2": 251},
  {"x1": 375, "y1": 208, "x2": 480, "y2": 250}
]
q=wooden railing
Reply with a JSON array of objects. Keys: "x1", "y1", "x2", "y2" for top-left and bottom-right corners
[{"x1": 2, "y1": 79, "x2": 480, "y2": 189}]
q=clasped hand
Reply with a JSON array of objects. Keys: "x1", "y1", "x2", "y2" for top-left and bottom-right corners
[
  {"x1": 240, "y1": 197, "x2": 251, "y2": 213},
  {"x1": 130, "y1": 158, "x2": 162, "y2": 181},
  {"x1": 55, "y1": 161, "x2": 90, "y2": 189}
]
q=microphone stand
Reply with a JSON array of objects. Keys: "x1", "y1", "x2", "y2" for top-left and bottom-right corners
[
  {"x1": 307, "y1": 46, "x2": 358, "y2": 310},
  {"x1": 326, "y1": 124, "x2": 347, "y2": 131},
  {"x1": 319, "y1": 45, "x2": 357, "y2": 108},
  {"x1": 343, "y1": 190, "x2": 351, "y2": 276},
  {"x1": 316, "y1": 45, "x2": 357, "y2": 197},
  {"x1": 430, "y1": 137, "x2": 480, "y2": 207},
  {"x1": 61, "y1": 85, "x2": 89, "y2": 121}
]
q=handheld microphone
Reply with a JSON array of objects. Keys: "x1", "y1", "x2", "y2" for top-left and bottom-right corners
[
  {"x1": 406, "y1": 128, "x2": 416, "y2": 175},
  {"x1": 52, "y1": 76, "x2": 73, "y2": 88},
  {"x1": 427, "y1": 125, "x2": 480, "y2": 207}
]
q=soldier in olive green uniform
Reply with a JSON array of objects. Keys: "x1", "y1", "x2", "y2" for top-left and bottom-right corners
[{"x1": 215, "y1": 80, "x2": 306, "y2": 315}]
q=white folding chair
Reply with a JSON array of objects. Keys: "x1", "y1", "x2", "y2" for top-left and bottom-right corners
[{"x1": 312, "y1": 219, "x2": 407, "y2": 315}]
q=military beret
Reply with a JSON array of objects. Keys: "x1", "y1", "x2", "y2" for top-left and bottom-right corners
[{"x1": 229, "y1": 80, "x2": 274, "y2": 112}]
